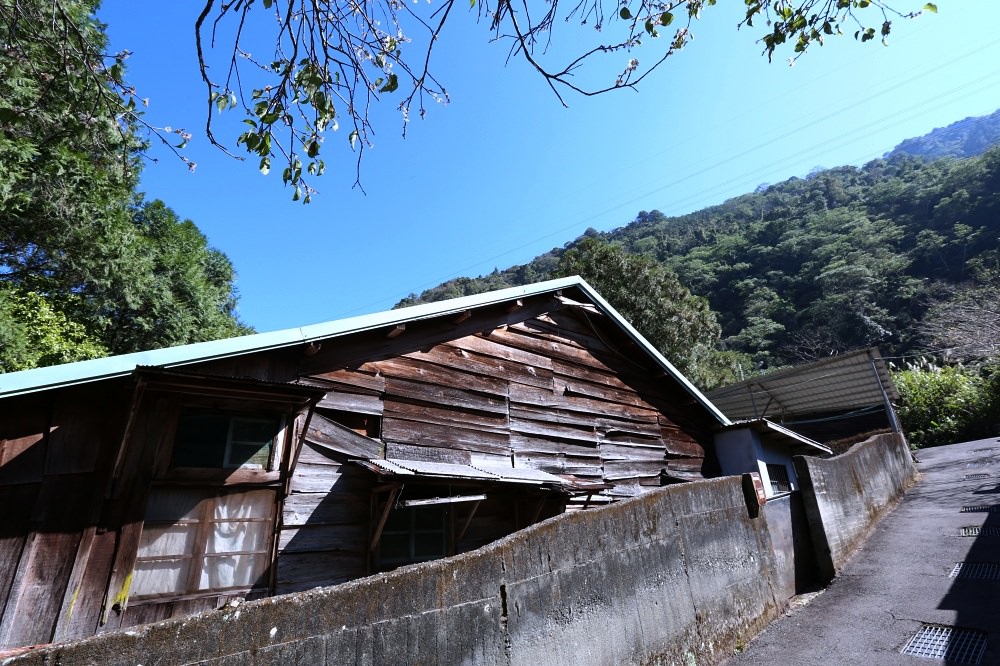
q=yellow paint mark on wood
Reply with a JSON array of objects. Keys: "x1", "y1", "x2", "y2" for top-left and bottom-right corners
[
  {"x1": 65, "y1": 584, "x2": 80, "y2": 622},
  {"x1": 113, "y1": 571, "x2": 134, "y2": 609},
  {"x1": 101, "y1": 571, "x2": 135, "y2": 624}
]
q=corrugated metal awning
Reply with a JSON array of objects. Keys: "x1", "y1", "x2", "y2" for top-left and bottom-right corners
[
  {"x1": 722, "y1": 419, "x2": 833, "y2": 456},
  {"x1": 705, "y1": 348, "x2": 898, "y2": 421},
  {"x1": 356, "y1": 458, "x2": 598, "y2": 491}
]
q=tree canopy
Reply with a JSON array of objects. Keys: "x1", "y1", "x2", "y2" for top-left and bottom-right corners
[{"x1": 0, "y1": 0, "x2": 251, "y2": 372}]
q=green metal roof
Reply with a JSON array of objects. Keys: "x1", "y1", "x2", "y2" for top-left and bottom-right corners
[{"x1": 0, "y1": 276, "x2": 729, "y2": 425}]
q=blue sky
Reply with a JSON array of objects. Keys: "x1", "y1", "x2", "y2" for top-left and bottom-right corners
[{"x1": 97, "y1": 1, "x2": 1000, "y2": 334}]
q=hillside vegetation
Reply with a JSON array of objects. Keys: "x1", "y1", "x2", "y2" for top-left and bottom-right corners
[{"x1": 400, "y1": 112, "x2": 1000, "y2": 376}]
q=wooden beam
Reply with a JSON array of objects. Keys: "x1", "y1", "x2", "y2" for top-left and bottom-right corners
[
  {"x1": 369, "y1": 486, "x2": 402, "y2": 551},
  {"x1": 529, "y1": 497, "x2": 547, "y2": 524},
  {"x1": 385, "y1": 324, "x2": 406, "y2": 339},
  {"x1": 456, "y1": 500, "x2": 483, "y2": 544}
]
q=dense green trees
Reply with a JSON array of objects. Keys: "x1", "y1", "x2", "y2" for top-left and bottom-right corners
[
  {"x1": 399, "y1": 122, "x2": 1000, "y2": 388},
  {"x1": 0, "y1": 0, "x2": 249, "y2": 372}
]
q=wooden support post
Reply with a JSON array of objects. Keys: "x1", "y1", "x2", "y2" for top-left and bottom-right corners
[
  {"x1": 529, "y1": 497, "x2": 546, "y2": 524},
  {"x1": 456, "y1": 500, "x2": 483, "y2": 545},
  {"x1": 370, "y1": 486, "x2": 402, "y2": 551}
]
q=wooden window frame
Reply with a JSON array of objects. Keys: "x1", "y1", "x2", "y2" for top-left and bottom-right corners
[
  {"x1": 376, "y1": 504, "x2": 449, "y2": 570},
  {"x1": 130, "y1": 486, "x2": 278, "y2": 603}
]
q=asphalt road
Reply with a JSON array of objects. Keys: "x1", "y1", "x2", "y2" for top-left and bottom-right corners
[{"x1": 722, "y1": 437, "x2": 1000, "y2": 666}]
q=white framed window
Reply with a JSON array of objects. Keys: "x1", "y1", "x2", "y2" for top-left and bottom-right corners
[{"x1": 131, "y1": 487, "x2": 276, "y2": 599}]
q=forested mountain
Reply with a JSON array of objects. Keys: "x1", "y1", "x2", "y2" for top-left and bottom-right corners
[
  {"x1": 886, "y1": 109, "x2": 1000, "y2": 160},
  {"x1": 399, "y1": 111, "x2": 1000, "y2": 379}
]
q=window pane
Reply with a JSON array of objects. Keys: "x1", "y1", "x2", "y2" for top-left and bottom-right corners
[
  {"x1": 225, "y1": 442, "x2": 271, "y2": 469},
  {"x1": 135, "y1": 488, "x2": 275, "y2": 598},
  {"x1": 414, "y1": 508, "x2": 444, "y2": 531},
  {"x1": 215, "y1": 490, "x2": 274, "y2": 520},
  {"x1": 207, "y1": 520, "x2": 270, "y2": 554},
  {"x1": 230, "y1": 418, "x2": 278, "y2": 444},
  {"x1": 143, "y1": 487, "x2": 205, "y2": 521},
  {"x1": 383, "y1": 509, "x2": 411, "y2": 532},
  {"x1": 198, "y1": 553, "x2": 268, "y2": 590},
  {"x1": 172, "y1": 411, "x2": 230, "y2": 467},
  {"x1": 379, "y1": 533, "x2": 410, "y2": 561},
  {"x1": 137, "y1": 524, "x2": 196, "y2": 558},
  {"x1": 225, "y1": 417, "x2": 280, "y2": 469},
  {"x1": 414, "y1": 533, "x2": 445, "y2": 559},
  {"x1": 132, "y1": 559, "x2": 191, "y2": 597}
]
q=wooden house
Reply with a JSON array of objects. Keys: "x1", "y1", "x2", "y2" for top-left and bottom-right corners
[{"x1": 0, "y1": 277, "x2": 731, "y2": 651}]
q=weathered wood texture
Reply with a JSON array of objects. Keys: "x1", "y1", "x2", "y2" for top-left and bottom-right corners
[
  {"x1": 276, "y1": 445, "x2": 371, "y2": 594},
  {"x1": 0, "y1": 296, "x2": 716, "y2": 650},
  {"x1": 0, "y1": 388, "x2": 129, "y2": 650}
]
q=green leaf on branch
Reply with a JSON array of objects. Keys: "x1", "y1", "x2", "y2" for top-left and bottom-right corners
[
  {"x1": 619, "y1": 7, "x2": 631, "y2": 20},
  {"x1": 379, "y1": 73, "x2": 399, "y2": 93}
]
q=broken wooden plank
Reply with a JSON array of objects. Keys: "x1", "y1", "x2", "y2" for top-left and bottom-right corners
[{"x1": 307, "y1": 413, "x2": 383, "y2": 459}]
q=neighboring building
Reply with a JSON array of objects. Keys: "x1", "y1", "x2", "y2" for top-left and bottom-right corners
[
  {"x1": 715, "y1": 419, "x2": 832, "y2": 498},
  {"x1": 0, "y1": 277, "x2": 739, "y2": 651},
  {"x1": 705, "y1": 348, "x2": 902, "y2": 446}
]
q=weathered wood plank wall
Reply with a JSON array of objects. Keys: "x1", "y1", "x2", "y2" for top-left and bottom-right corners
[{"x1": 277, "y1": 307, "x2": 711, "y2": 590}]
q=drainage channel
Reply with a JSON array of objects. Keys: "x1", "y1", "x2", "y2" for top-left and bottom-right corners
[
  {"x1": 949, "y1": 562, "x2": 1000, "y2": 580},
  {"x1": 960, "y1": 526, "x2": 1000, "y2": 537},
  {"x1": 964, "y1": 473, "x2": 991, "y2": 480},
  {"x1": 961, "y1": 505, "x2": 1000, "y2": 513},
  {"x1": 900, "y1": 624, "x2": 987, "y2": 664}
]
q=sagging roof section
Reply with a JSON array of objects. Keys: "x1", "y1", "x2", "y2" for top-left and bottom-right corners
[
  {"x1": 356, "y1": 458, "x2": 598, "y2": 491},
  {"x1": 705, "y1": 348, "x2": 897, "y2": 422},
  {"x1": 0, "y1": 276, "x2": 729, "y2": 426},
  {"x1": 722, "y1": 418, "x2": 833, "y2": 456}
]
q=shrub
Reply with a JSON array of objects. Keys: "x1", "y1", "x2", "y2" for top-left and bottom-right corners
[{"x1": 893, "y1": 359, "x2": 1000, "y2": 448}]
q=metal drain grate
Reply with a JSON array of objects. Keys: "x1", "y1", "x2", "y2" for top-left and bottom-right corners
[
  {"x1": 967, "y1": 460, "x2": 996, "y2": 468},
  {"x1": 960, "y1": 526, "x2": 1000, "y2": 537},
  {"x1": 950, "y1": 562, "x2": 1000, "y2": 580},
  {"x1": 900, "y1": 624, "x2": 987, "y2": 663},
  {"x1": 965, "y1": 473, "x2": 991, "y2": 480},
  {"x1": 973, "y1": 447, "x2": 998, "y2": 453},
  {"x1": 962, "y1": 505, "x2": 1000, "y2": 513}
]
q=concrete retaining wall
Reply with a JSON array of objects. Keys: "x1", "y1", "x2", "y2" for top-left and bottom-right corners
[
  {"x1": 793, "y1": 432, "x2": 916, "y2": 581},
  {"x1": 2, "y1": 477, "x2": 784, "y2": 666}
]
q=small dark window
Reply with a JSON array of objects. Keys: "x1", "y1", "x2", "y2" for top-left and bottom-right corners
[
  {"x1": 766, "y1": 463, "x2": 792, "y2": 494},
  {"x1": 378, "y1": 506, "x2": 447, "y2": 568},
  {"x1": 172, "y1": 409, "x2": 283, "y2": 470}
]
